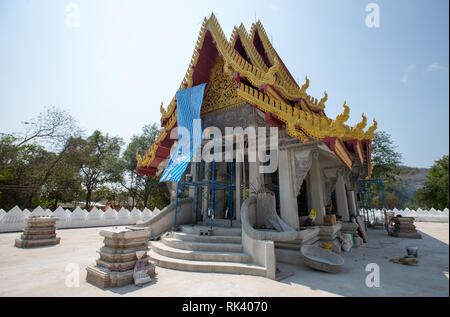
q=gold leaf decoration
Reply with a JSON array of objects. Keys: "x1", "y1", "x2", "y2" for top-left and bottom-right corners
[{"x1": 201, "y1": 57, "x2": 244, "y2": 115}]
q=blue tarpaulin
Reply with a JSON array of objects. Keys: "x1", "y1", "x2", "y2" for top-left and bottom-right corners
[{"x1": 159, "y1": 83, "x2": 206, "y2": 183}]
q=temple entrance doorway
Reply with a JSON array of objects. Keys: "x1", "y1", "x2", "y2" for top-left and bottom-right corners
[{"x1": 297, "y1": 179, "x2": 308, "y2": 218}]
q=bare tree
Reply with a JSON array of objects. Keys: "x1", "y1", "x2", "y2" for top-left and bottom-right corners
[
  {"x1": 16, "y1": 106, "x2": 81, "y2": 150},
  {"x1": 11, "y1": 107, "x2": 83, "y2": 207}
]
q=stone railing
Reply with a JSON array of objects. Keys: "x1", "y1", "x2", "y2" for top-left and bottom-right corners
[
  {"x1": 361, "y1": 208, "x2": 449, "y2": 223},
  {"x1": 240, "y1": 195, "x2": 276, "y2": 280},
  {"x1": 241, "y1": 196, "x2": 298, "y2": 242},
  {"x1": 0, "y1": 205, "x2": 162, "y2": 233}
]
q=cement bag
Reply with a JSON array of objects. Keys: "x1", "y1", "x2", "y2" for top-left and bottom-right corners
[
  {"x1": 133, "y1": 251, "x2": 151, "y2": 286},
  {"x1": 354, "y1": 236, "x2": 364, "y2": 248},
  {"x1": 341, "y1": 233, "x2": 353, "y2": 252}
]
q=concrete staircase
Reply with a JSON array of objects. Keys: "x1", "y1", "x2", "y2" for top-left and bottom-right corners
[{"x1": 149, "y1": 224, "x2": 267, "y2": 277}]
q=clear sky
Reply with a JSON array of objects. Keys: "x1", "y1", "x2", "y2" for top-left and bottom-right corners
[{"x1": 0, "y1": 0, "x2": 448, "y2": 168}]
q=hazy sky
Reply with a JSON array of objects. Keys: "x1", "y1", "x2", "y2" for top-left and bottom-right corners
[{"x1": 0, "y1": 0, "x2": 448, "y2": 168}]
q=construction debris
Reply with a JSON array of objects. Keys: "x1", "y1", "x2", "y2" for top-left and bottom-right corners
[
  {"x1": 389, "y1": 216, "x2": 422, "y2": 239},
  {"x1": 390, "y1": 257, "x2": 419, "y2": 265},
  {"x1": 356, "y1": 216, "x2": 368, "y2": 243}
]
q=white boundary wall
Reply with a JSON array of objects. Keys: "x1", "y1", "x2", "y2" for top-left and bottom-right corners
[
  {"x1": 0, "y1": 205, "x2": 159, "y2": 233},
  {"x1": 362, "y1": 208, "x2": 449, "y2": 223},
  {"x1": 1, "y1": 206, "x2": 448, "y2": 233}
]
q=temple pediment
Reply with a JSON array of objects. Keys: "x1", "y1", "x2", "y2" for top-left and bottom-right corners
[{"x1": 136, "y1": 13, "x2": 377, "y2": 178}]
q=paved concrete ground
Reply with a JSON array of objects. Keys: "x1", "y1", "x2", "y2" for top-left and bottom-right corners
[{"x1": 0, "y1": 222, "x2": 448, "y2": 297}]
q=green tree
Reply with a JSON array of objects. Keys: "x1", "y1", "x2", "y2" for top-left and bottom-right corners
[
  {"x1": 40, "y1": 150, "x2": 83, "y2": 210},
  {"x1": 412, "y1": 155, "x2": 449, "y2": 209},
  {"x1": 366, "y1": 130, "x2": 405, "y2": 209},
  {"x1": 371, "y1": 130, "x2": 402, "y2": 181},
  {"x1": 79, "y1": 131, "x2": 123, "y2": 209},
  {"x1": 0, "y1": 137, "x2": 53, "y2": 209},
  {"x1": 114, "y1": 123, "x2": 170, "y2": 209}
]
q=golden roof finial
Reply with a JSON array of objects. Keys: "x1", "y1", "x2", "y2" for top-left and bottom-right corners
[
  {"x1": 328, "y1": 101, "x2": 350, "y2": 138},
  {"x1": 356, "y1": 113, "x2": 367, "y2": 130},
  {"x1": 160, "y1": 102, "x2": 167, "y2": 117},
  {"x1": 318, "y1": 91, "x2": 328, "y2": 109},
  {"x1": 349, "y1": 113, "x2": 368, "y2": 140},
  {"x1": 136, "y1": 151, "x2": 143, "y2": 167},
  {"x1": 264, "y1": 57, "x2": 279, "y2": 85},
  {"x1": 301, "y1": 76, "x2": 309, "y2": 91},
  {"x1": 364, "y1": 118, "x2": 378, "y2": 140},
  {"x1": 337, "y1": 101, "x2": 350, "y2": 123}
]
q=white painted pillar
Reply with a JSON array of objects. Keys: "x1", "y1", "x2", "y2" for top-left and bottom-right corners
[
  {"x1": 278, "y1": 149, "x2": 300, "y2": 230},
  {"x1": 308, "y1": 158, "x2": 326, "y2": 225},
  {"x1": 235, "y1": 161, "x2": 241, "y2": 221},
  {"x1": 335, "y1": 174, "x2": 350, "y2": 221}
]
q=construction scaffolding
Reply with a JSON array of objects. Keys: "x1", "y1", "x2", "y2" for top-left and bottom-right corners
[
  {"x1": 174, "y1": 158, "x2": 235, "y2": 230},
  {"x1": 357, "y1": 179, "x2": 386, "y2": 228},
  {"x1": 172, "y1": 134, "x2": 279, "y2": 230}
]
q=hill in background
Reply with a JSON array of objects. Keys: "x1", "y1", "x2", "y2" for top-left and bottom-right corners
[{"x1": 395, "y1": 166, "x2": 429, "y2": 206}]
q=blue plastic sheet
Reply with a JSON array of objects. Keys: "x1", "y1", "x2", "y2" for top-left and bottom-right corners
[{"x1": 159, "y1": 83, "x2": 206, "y2": 183}]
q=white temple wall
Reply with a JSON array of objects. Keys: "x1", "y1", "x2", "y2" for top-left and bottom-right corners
[{"x1": 0, "y1": 206, "x2": 160, "y2": 233}]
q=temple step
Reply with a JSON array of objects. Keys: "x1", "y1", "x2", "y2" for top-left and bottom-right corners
[
  {"x1": 275, "y1": 248, "x2": 304, "y2": 265},
  {"x1": 199, "y1": 218, "x2": 241, "y2": 228},
  {"x1": 179, "y1": 224, "x2": 242, "y2": 236},
  {"x1": 149, "y1": 224, "x2": 267, "y2": 277},
  {"x1": 162, "y1": 236, "x2": 243, "y2": 252},
  {"x1": 274, "y1": 242, "x2": 301, "y2": 251},
  {"x1": 151, "y1": 241, "x2": 249, "y2": 262},
  {"x1": 149, "y1": 249, "x2": 266, "y2": 277},
  {"x1": 171, "y1": 231, "x2": 242, "y2": 244}
]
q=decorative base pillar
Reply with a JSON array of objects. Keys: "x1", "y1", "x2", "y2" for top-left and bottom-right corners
[
  {"x1": 86, "y1": 228, "x2": 155, "y2": 288},
  {"x1": 15, "y1": 216, "x2": 60, "y2": 248}
]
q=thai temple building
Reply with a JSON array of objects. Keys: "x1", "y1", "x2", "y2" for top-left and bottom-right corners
[{"x1": 133, "y1": 14, "x2": 377, "y2": 279}]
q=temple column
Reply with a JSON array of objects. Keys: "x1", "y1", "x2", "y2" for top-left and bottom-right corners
[
  {"x1": 189, "y1": 163, "x2": 197, "y2": 199},
  {"x1": 278, "y1": 149, "x2": 300, "y2": 230},
  {"x1": 347, "y1": 190, "x2": 357, "y2": 218},
  {"x1": 308, "y1": 157, "x2": 326, "y2": 225},
  {"x1": 215, "y1": 162, "x2": 226, "y2": 219},
  {"x1": 249, "y1": 157, "x2": 265, "y2": 226},
  {"x1": 202, "y1": 162, "x2": 210, "y2": 218},
  {"x1": 335, "y1": 173, "x2": 350, "y2": 221},
  {"x1": 235, "y1": 161, "x2": 241, "y2": 221}
]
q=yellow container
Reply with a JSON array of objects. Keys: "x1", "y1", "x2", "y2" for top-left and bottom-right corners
[{"x1": 322, "y1": 243, "x2": 332, "y2": 251}]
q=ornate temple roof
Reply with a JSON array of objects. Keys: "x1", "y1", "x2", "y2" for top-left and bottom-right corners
[{"x1": 136, "y1": 13, "x2": 377, "y2": 178}]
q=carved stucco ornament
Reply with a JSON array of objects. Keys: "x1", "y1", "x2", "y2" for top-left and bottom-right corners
[
  {"x1": 322, "y1": 166, "x2": 349, "y2": 206},
  {"x1": 292, "y1": 149, "x2": 319, "y2": 196}
]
